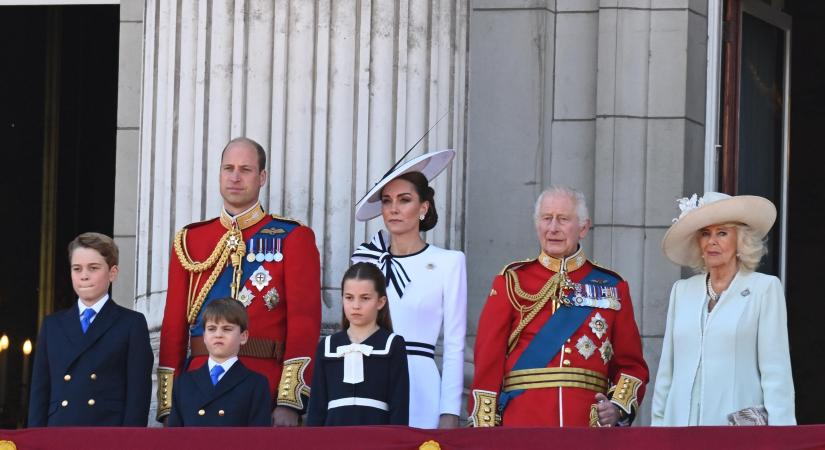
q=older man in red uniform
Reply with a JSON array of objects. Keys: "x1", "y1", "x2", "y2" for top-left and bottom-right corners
[
  {"x1": 156, "y1": 137, "x2": 320, "y2": 426},
  {"x1": 469, "y1": 186, "x2": 648, "y2": 427}
]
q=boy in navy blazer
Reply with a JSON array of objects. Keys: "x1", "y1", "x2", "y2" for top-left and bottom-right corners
[
  {"x1": 28, "y1": 233, "x2": 153, "y2": 427},
  {"x1": 167, "y1": 298, "x2": 272, "y2": 426}
]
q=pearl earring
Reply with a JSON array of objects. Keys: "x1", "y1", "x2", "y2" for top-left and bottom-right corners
[{"x1": 419, "y1": 214, "x2": 425, "y2": 221}]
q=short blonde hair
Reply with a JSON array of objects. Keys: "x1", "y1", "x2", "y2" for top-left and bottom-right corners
[{"x1": 689, "y1": 223, "x2": 768, "y2": 273}]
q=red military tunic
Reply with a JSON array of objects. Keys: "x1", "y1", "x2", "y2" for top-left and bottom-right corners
[
  {"x1": 156, "y1": 203, "x2": 321, "y2": 420},
  {"x1": 469, "y1": 247, "x2": 648, "y2": 427}
]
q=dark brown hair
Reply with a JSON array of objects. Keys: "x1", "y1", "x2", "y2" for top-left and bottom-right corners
[
  {"x1": 202, "y1": 298, "x2": 249, "y2": 332},
  {"x1": 221, "y1": 137, "x2": 267, "y2": 172},
  {"x1": 340, "y1": 262, "x2": 393, "y2": 332},
  {"x1": 387, "y1": 171, "x2": 438, "y2": 232},
  {"x1": 68, "y1": 232, "x2": 119, "y2": 268}
]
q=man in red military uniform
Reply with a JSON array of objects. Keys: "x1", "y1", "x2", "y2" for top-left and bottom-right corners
[
  {"x1": 469, "y1": 186, "x2": 648, "y2": 427},
  {"x1": 156, "y1": 137, "x2": 321, "y2": 426}
]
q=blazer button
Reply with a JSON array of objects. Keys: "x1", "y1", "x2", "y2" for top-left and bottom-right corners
[
  {"x1": 61, "y1": 400, "x2": 69, "y2": 407},
  {"x1": 88, "y1": 399, "x2": 96, "y2": 406},
  {"x1": 218, "y1": 410, "x2": 225, "y2": 416},
  {"x1": 90, "y1": 373, "x2": 97, "y2": 380},
  {"x1": 64, "y1": 374, "x2": 71, "y2": 381},
  {"x1": 198, "y1": 409, "x2": 205, "y2": 416}
]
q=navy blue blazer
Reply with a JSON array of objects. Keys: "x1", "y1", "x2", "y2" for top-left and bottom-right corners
[
  {"x1": 167, "y1": 360, "x2": 272, "y2": 427},
  {"x1": 28, "y1": 299, "x2": 153, "y2": 427}
]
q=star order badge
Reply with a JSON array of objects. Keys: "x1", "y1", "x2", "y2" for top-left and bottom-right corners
[
  {"x1": 589, "y1": 312, "x2": 608, "y2": 339},
  {"x1": 576, "y1": 335, "x2": 596, "y2": 360},
  {"x1": 263, "y1": 288, "x2": 279, "y2": 310},
  {"x1": 237, "y1": 286, "x2": 254, "y2": 307},
  {"x1": 599, "y1": 338, "x2": 614, "y2": 364},
  {"x1": 250, "y1": 265, "x2": 272, "y2": 291}
]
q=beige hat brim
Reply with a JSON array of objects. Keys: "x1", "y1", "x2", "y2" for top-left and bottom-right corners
[{"x1": 661, "y1": 195, "x2": 776, "y2": 267}]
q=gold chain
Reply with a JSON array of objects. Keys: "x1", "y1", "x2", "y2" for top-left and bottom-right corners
[{"x1": 174, "y1": 227, "x2": 246, "y2": 324}]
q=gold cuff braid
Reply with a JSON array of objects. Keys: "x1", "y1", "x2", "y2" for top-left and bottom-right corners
[
  {"x1": 156, "y1": 367, "x2": 174, "y2": 420},
  {"x1": 276, "y1": 357, "x2": 310, "y2": 410},
  {"x1": 608, "y1": 373, "x2": 643, "y2": 415},
  {"x1": 469, "y1": 390, "x2": 499, "y2": 427}
]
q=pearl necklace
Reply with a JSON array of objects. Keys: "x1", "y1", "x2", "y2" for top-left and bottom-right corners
[{"x1": 706, "y1": 275, "x2": 719, "y2": 302}]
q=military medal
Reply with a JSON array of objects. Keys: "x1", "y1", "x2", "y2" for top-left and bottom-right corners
[
  {"x1": 576, "y1": 335, "x2": 596, "y2": 360},
  {"x1": 264, "y1": 238, "x2": 275, "y2": 262},
  {"x1": 273, "y1": 238, "x2": 283, "y2": 262},
  {"x1": 589, "y1": 312, "x2": 608, "y2": 339},
  {"x1": 237, "y1": 286, "x2": 254, "y2": 307},
  {"x1": 250, "y1": 265, "x2": 272, "y2": 291},
  {"x1": 599, "y1": 339, "x2": 614, "y2": 364},
  {"x1": 246, "y1": 239, "x2": 256, "y2": 263},
  {"x1": 255, "y1": 238, "x2": 265, "y2": 262},
  {"x1": 263, "y1": 288, "x2": 279, "y2": 310}
]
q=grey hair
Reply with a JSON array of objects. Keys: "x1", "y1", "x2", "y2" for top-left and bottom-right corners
[
  {"x1": 689, "y1": 223, "x2": 768, "y2": 273},
  {"x1": 533, "y1": 186, "x2": 590, "y2": 225}
]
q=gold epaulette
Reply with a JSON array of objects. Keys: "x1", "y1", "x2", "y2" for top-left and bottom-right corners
[
  {"x1": 498, "y1": 258, "x2": 535, "y2": 276},
  {"x1": 277, "y1": 357, "x2": 311, "y2": 410},
  {"x1": 271, "y1": 213, "x2": 305, "y2": 227},
  {"x1": 156, "y1": 367, "x2": 174, "y2": 420}
]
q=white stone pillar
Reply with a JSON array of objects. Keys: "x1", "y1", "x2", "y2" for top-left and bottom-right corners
[{"x1": 131, "y1": 0, "x2": 468, "y2": 421}]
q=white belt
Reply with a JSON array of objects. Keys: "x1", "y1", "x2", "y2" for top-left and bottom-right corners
[{"x1": 327, "y1": 397, "x2": 389, "y2": 411}]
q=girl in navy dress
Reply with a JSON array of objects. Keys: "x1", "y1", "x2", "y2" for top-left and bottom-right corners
[{"x1": 307, "y1": 263, "x2": 409, "y2": 426}]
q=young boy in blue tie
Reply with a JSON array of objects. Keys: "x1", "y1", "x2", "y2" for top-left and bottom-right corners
[
  {"x1": 167, "y1": 298, "x2": 272, "y2": 426},
  {"x1": 28, "y1": 232, "x2": 153, "y2": 427}
]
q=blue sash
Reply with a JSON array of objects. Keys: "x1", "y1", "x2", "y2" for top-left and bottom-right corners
[
  {"x1": 189, "y1": 217, "x2": 297, "y2": 337},
  {"x1": 498, "y1": 268, "x2": 619, "y2": 412}
]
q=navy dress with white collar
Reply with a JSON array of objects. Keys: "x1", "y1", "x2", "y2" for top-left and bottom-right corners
[{"x1": 306, "y1": 328, "x2": 409, "y2": 426}]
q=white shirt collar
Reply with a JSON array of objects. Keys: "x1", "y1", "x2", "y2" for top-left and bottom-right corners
[
  {"x1": 77, "y1": 294, "x2": 109, "y2": 316},
  {"x1": 207, "y1": 356, "x2": 238, "y2": 379}
]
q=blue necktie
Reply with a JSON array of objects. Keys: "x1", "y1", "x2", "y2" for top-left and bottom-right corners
[
  {"x1": 210, "y1": 365, "x2": 225, "y2": 386},
  {"x1": 80, "y1": 308, "x2": 96, "y2": 334}
]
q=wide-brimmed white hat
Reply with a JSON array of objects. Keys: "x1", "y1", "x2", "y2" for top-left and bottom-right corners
[
  {"x1": 355, "y1": 149, "x2": 455, "y2": 221},
  {"x1": 661, "y1": 192, "x2": 776, "y2": 267}
]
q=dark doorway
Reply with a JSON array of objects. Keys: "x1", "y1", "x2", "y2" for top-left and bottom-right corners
[
  {"x1": 784, "y1": 0, "x2": 825, "y2": 426},
  {"x1": 0, "y1": 5, "x2": 119, "y2": 428}
]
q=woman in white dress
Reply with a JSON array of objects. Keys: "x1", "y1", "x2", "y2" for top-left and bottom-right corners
[
  {"x1": 351, "y1": 149, "x2": 466, "y2": 429},
  {"x1": 652, "y1": 192, "x2": 795, "y2": 426}
]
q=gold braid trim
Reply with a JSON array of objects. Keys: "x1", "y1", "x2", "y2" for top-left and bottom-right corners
[
  {"x1": 174, "y1": 227, "x2": 246, "y2": 324},
  {"x1": 504, "y1": 269, "x2": 574, "y2": 354}
]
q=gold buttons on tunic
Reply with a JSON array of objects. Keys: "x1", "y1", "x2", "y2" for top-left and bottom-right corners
[
  {"x1": 563, "y1": 360, "x2": 571, "y2": 366},
  {"x1": 88, "y1": 399, "x2": 96, "y2": 406},
  {"x1": 64, "y1": 374, "x2": 71, "y2": 381},
  {"x1": 564, "y1": 348, "x2": 571, "y2": 354},
  {"x1": 218, "y1": 410, "x2": 225, "y2": 416},
  {"x1": 61, "y1": 400, "x2": 68, "y2": 407},
  {"x1": 483, "y1": 407, "x2": 491, "y2": 413},
  {"x1": 198, "y1": 409, "x2": 205, "y2": 416},
  {"x1": 90, "y1": 373, "x2": 97, "y2": 380},
  {"x1": 483, "y1": 399, "x2": 492, "y2": 405}
]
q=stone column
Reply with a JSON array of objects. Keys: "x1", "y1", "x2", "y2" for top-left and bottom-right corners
[{"x1": 127, "y1": 0, "x2": 468, "y2": 422}]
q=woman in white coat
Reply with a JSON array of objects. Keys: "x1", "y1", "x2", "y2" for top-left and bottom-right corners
[
  {"x1": 351, "y1": 150, "x2": 466, "y2": 429},
  {"x1": 651, "y1": 192, "x2": 795, "y2": 426}
]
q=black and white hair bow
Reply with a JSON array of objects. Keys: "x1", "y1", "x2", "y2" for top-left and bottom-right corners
[{"x1": 352, "y1": 230, "x2": 411, "y2": 298}]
